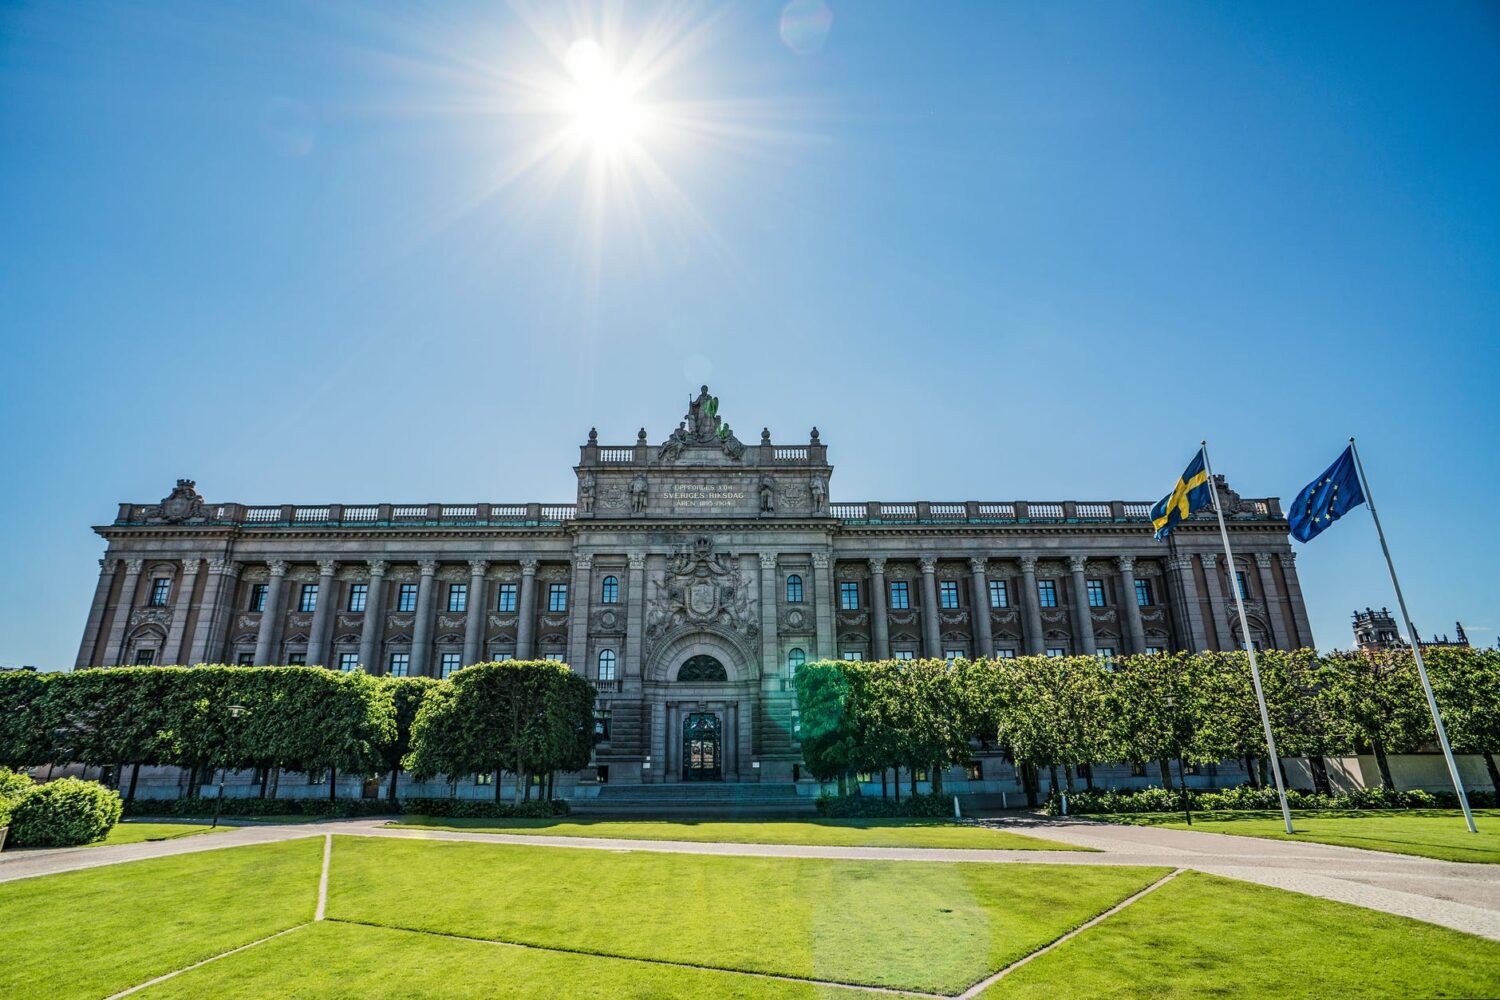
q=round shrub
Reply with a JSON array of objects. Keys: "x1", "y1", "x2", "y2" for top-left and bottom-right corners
[
  {"x1": 0, "y1": 767, "x2": 34, "y2": 802},
  {"x1": 10, "y1": 778, "x2": 123, "y2": 847}
]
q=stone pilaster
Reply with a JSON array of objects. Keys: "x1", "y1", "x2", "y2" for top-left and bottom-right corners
[
  {"x1": 194, "y1": 559, "x2": 239, "y2": 663},
  {"x1": 1019, "y1": 555, "x2": 1044, "y2": 656},
  {"x1": 968, "y1": 558, "x2": 993, "y2": 659},
  {"x1": 811, "y1": 551, "x2": 834, "y2": 659},
  {"x1": 1200, "y1": 553, "x2": 1230, "y2": 651},
  {"x1": 103, "y1": 558, "x2": 143, "y2": 666},
  {"x1": 464, "y1": 560, "x2": 488, "y2": 665},
  {"x1": 306, "y1": 559, "x2": 337, "y2": 668},
  {"x1": 357, "y1": 560, "x2": 389, "y2": 671},
  {"x1": 1167, "y1": 554, "x2": 1208, "y2": 652},
  {"x1": 1116, "y1": 556, "x2": 1147, "y2": 655},
  {"x1": 410, "y1": 560, "x2": 438, "y2": 676},
  {"x1": 918, "y1": 557, "x2": 941, "y2": 658},
  {"x1": 568, "y1": 555, "x2": 592, "y2": 671},
  {"x1": 759, "y1": 553, "x2": 780, "y2": 679},
  {"x1": 624, "y1": 553, "x2": 646, "y2": 681},
  {"x1": 868, "y1": 558, "x2": 890, "y2": 660},
  {"x1": 1254, "y1": 553, "x2": 1289, "y2": 650},
  {"x1": 75, "y1": 558, "x2": 118, "y2": 669},
  {"x1": 516, "y1": 559, "x2": 539, "y2": 659},
  {"x1": 1068, "y1": 556, "x2": 1097, "y2": 655},
  {"x1": 252, "y1": 560, "x2": 289, "y2": 666},
  {"x1": 162, "y1": 559, "x2": 200, "y2": 664},
  {"x1": 1279, "y1": 551, "x2": 1314, "y2": 649}
]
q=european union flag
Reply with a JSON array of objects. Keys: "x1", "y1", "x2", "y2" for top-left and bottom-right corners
[
  {"x1": 1288, "y1": 445, "x2": 1365, "y2": 542},
  {"x1": 1151, "y1": 448, "x2": 1213, "y2": 541}
]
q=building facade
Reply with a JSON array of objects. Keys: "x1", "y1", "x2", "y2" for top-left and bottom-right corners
[
  {"x1": 1352, "y1": 608, "x2": 1470, "y2": 653},
  {"x1": 75, "y1": 387, "x2": 1313, "y2": 788}
]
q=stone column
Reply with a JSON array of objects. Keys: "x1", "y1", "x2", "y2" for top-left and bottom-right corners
[
  {"x1": 1200, "y1": 553, "x2": 1230, "y2": 651},
  {"x1": 163, "y1": 559, "x2": 200, "y2": 664},
  {"x1": 1019, "y1": 556, "x2": 1045, "y2": 656},
  {"x1": 463, "y1": 560, "x2": 488, "y2": 665},
  {"x1": 624, "y1": 553, "x2": 646, "y2": 681},
  {"x1": 1279, "y1": 551, "x2": 1314, "y2": 649},
  {"x1": 193, "y1": 559, "x2": 240, "y2": 663},
  {"x1": 862, "y1": 558, "x2": 887, "y2": 660},
  {"x1": 410, "y1": 560, "x2": 438, "y2": 676},
  {"x1": 1068, "y1": 556, "x2": 1097, "y2": 655},
  {"x1": 252, "y1": 561, "x2": 289, "y2": 665},
  {"x1": 1167, "y1": 554, "x2": 1208, "y2": 652},
  {"x1": 567, "y1": 556, "x2": 592, "y2": 672},
  {"x1": 357, "y1": 560, "x2": 389, "y2": 671},
  {"x1": 918, "y1": 557, "x2": 941, "y2": 658},
  {"x1": 1116, "y1": 557, "x2": 1147, "y2": 655},
  {"x1": 103, "y1": 558, "x2": 144, "y2": 666},
  {"x1": 811, "y1": 552, "x2": 834, "y2": 660},
  {"x1": 759, "y1": 553, "x2": 780, "y2": 679},
  {"x1": 75, "y1": 558, "x2": 118, "y2": 669},
  {"x1": 968, "y1": 558, "x2": 993, "y2": 659},
  {"x1": 1254, "y1": 553, "x2": 1289, "y2": 650},
  {"x1": 516, "y1": 559, "x2": 539, "y2": 659},
  {"x1": 306, "y1": 559, "x2": 337, "y2": 668}
]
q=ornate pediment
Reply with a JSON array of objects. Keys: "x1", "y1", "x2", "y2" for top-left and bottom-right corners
[
  {"x1": 645, "y1": 536, "x2": 758, "y2": 655},
  {"x1": 657, "y1": 386, "x2": 746, "y2": 463}
]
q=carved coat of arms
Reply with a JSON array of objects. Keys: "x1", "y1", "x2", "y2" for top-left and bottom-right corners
[{"x1": 645, "y1": 536, "x2": 758, "y2": 653}]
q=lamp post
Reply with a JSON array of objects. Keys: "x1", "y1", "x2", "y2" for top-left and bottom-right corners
[
  {"x1": 1164, "y1": 694, "x2": 1192, "y2": 826},
  {"x1": 211, "y1": 704, "x2": 247, "y2": 830}
]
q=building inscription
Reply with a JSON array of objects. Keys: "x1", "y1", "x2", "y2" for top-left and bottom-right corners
[{"x1": 663, "y1": 484, "x2": 747, "y2": 509}]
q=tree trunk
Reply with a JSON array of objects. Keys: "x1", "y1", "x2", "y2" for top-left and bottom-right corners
[
  {"x1": 127, "y1": 763, "x2": 141, "y2": 802},
  {"x1": 932, "y1": 765, "x2": 944, "y2": 797},
  {"x1": 495, "y1": 772, "x2": 503, "y2": 804},
  {"x1": 1244, "y1": 754, "x2": 1261, "y2": 788},
  {"x1": 1372, "y1": 740, "x2": 1395, "y2": 790},
  {"x1": 388, "y1": 769, "x2": 400, "y2": 802},
  {"x1": 1308, "y1": 756, "x2": 1331, "y2": 796},
  {"x1": 1158, "y1": 759, "x2": 1173, "y2": 788},
  {"x1": 514, "y1": 769, "x2": 523, "y2": 804},
  {"x1": 1484, "y1": 752, "x2": 1500, "y2": 795},
  {"x1": 328, "y1": 766, "x2": 337, "y2": 803},
  {"x1": 910, "y1": 768, "x2": 918, "y2": 797},
  {"x1": 1257, "y1": 756, "x2": 1270, "y2": 788},
  {"x1": 269, "y1": 766, "x2": 281, "y2": 800},
  {"x1": 1064, "y1": 764, "x2": 1076, "y2": 793},
  {"x1": 1083, "y1": 763, "x2": 1095, "y2": 791},
  {"x1": 893, "y1": 769, "x2": 901, "y2": 803},
  {"x1": 1022, "y1": 762, "x2": 1039, "y2": 809},
  {"x1": 1048, "y1": 764, "x2": 1060, "y2": 794},
  {"x1": 881, "y1": 770, "x2": 888, "y2": 800}
]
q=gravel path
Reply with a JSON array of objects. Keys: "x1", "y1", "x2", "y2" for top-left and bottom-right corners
[{"x1": 3, "y1": 814, "x2": 1496, "y2": 939}]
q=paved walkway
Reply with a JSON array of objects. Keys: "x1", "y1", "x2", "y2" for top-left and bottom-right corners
[{"x1": 3, "y1": 815, "x2": 1497, "y2": 940}]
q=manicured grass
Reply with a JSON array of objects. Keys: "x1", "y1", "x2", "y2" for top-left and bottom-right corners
[
  {"x1": 0, "y1": 837, "x2": 323, "y2": 1000},
  {"x1": 1106, "y1": 808, "x2": 1500, "y2": 863},
  {"x1": 95, "y1": 821, "x2": 223, "y2": 846},
  {"x1": 982, "y1": 870, "x2": 1500, "y2": 999},
  {"x1": 327, "y1": 835, "x2": 1165, "y2": 993},
  {"x1": 391, "y1": 815, "x2": 1088, "y2": 851},
  {"x1": 137, "y1": 920, "x2": 871, "y2": 999}
]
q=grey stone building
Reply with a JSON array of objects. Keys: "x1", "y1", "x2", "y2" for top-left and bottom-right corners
[{"x1": 75, "y1": 387, "x2": 1312, "y2": 790}]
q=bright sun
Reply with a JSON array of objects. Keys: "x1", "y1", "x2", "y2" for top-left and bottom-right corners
[{"x1": 561, "y1": 39, "x2": 645, "y2": 151}]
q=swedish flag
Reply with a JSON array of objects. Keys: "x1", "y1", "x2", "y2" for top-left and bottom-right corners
[{"x1": 1151, "y1": 448, "x2": 1213, "y2": 541}]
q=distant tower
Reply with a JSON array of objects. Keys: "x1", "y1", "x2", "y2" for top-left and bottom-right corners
[
  {"x1": 1352, "y1": 608, "x2": 1404, "y2": 652},
  {"x1": 1455, "y1": 622, "x2": 1470, "y2": 647}
]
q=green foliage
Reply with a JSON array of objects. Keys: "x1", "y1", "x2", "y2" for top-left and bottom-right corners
[
  {"x1": 9, "y1": 776, "x2": 123, "y2": 846},
  {"x1": 401, "y1": 798, "x2": 569, "y2": 819},
  {"x1": 378, "y1": 676, "x2": 440, "y2": 774},
  {"x1": 814, "y1": 792, "x2": 952, "y2": 817},
  {"x1": 1042, "y1": 782, "x2": 1492, "y2": 816},
  {"x1": 122, "y1": 796, "x2": 396, "y2": 819},
  {"x1": 0, "y1": 767, "x2": 34, "y2": 801},
  {"x1": 0, "y1": 670, "x2": 57, "y2": 767}
]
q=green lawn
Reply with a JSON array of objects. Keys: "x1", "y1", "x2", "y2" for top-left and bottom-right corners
[
  {"x1": 391, "y1": 815, "x2": 1087, "y2": 851},
  {"x1": 328, "y1": 836, "x2": 1164, "y2": 993},
  {"x1": 95, "y1": 821, "x2": 224, "y2": 846},
  {"x1": 1106, "y1": 808, "x2": 1500, "y2": 863},
  {"x1": 983, "y1": 870, "x2": 1500, "y2": 999},
  {"x1": 0, "y1": 837, "x2": 323, "y2": 1000}
]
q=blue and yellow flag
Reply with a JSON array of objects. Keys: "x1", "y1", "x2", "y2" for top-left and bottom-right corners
[{"x1": 1151, "y1": 448, "x2": 1213, "y2": 540}]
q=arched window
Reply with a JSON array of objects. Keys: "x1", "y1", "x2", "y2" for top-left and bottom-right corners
[
  {"x1": 597, "y1": 649, "x2": 617, "y2": 681},
  {"x1": 785, "y1": 574, "x2": 803, "y2": 603},
  {"x1": 678, "y1": 655, "x2": 728, "y2": 683},
  {"x1": 787, "y1": 647, "x2": 806, "y2": 676},
  {"x1": 600, "y1": 575, "x2": 619, "y2": 604}
]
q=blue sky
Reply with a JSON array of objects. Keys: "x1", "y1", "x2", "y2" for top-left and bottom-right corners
[{"x1": 2, "y1": 1, "x2": 1496, "y2": 668}]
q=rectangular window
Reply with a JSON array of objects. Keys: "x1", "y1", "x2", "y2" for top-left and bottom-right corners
[
  {"x1": 1135, "y1": 579, "x2": 1154, "y2": 607},
  {"x1": 388, "y1": 653, "x2": 410, "y2": 677},
  {"x1": 348, "y1": 584, "x2": 368, "y2": 612},
  {"x1": 1086, "y1": 579, "x2": 1106, "y2": 607},
  {"x1": 1046, "y1": 647, "x2": 1066, "y2": 658},
  {"x1": 397, "y1": 584, "x2": 418, "y2": 613},
  {"x1": 440, "y1": 652, "x2": 462, "y2": 679},
  {"x1": 995, "y1": 648, "x2": 1016, "y2": 659},
  {"x1": 249, "y1": 584, "x2": 268, "y2": 612},
  {"x1": 298, "y1": 584, "x2": 319, "y2": 613},
  {"x1": 888, "y1": 580, "x2": 910, "y2": 610},
  {"x1": 496, "y1": 583, "x2": 518, "y2": 612},
  {"x1": 447, "y1": 584, "x2": 468, "y2": 613},
  {"x1": 1235, "y1": 571, "x2": 1250, "y2": 600},
  {"x1": 134, "y1": 649, "x2": 156, "y2": 665},
  {"x1": 1145, "y1": 646, "x2": 1165, "y2": 656},
  {"x1": 839, "y1": 581, "x2": 860, "y2": 610},
  {"x1": 496, "y1": 653, "x2": 514, "y2": 662},
  {"x1": 544, "y1": 653, "x2": 566, "y2": 662},
  {"x1": 939, "y1": 580, "x2": 960, "y2": 609},
  {"x1": 855, "y1": 771, "x2": 874, "y2": 784},
  {"x1": 965, "y1": 761, "x2": 983, "y2": 781},
  {"x1": 594, "y1": 710, "x2": 612, "y2": 741},
  {"x1": 149, "y1": 578, "x2": 171, "y2": 607},
  {"x1": 236, "y1": 653, "x2": 254, "y2": 666},
  {"x1": 548, "y1": 583, "x2": 568, "y2": 612},
  {"x1": 841, "y1": 651, "x2": 863, "y2": 661},
  {"x1": 339, "y1": 653, "x2": 359, "y2": 672},
  {"x1": 288, "y1": 654, "x2": 306, "y2": 666},
  {"x1": 1037, "y1": 580, "x2": 1057, "y2": 608},
  {"x1": 475, "y1": 772, "x2": 492, "y2": 786},
  {"x1": 893, "y1": 650, "x2": 915, "y2": 660},
  {"x1": 944, "y1": 649, "x2": 964, "y2": 662},
  {"x1": 1097, "y1": 647, "x2": 1115, "y2": 668},
  {"x1": 989, "y1": 580, "x2": 1009, "y2": 608}
]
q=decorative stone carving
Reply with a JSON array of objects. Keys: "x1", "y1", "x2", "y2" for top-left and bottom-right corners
[
  {"x1": 968, "y1": 558, "x2": 987, "y2": 575},
  {"x1": 1255, "y1": 552, "x2": 1274, "y2": 569},
  {"x1": 387, "y1": 616, "x2": 415, "y2": 629},
  {"x1": 627, "y1": 553, "x2": 647, "y2": 571},
  {"x1": 1041, "y1": 610, "x2": 1067, "y2": 624},
  {"x1": 1201, "y1": 553, "x2": 1218, "y2": 569},
  {"x1": 317, "y1": 559, "x2": 338, "y2": 576},
  {"x1": 418, "y1": 560, "x2": 438, "y2": 575},
  {"x1": 1068, "y1": 556, "x2": 1088, "y2": 574},
  {"x1": 779, "y1": 483, "x2": 808, "y2": 507},
  {"x1": 783, "y1": 607, "x2": 808, "y2": 630},
  {"x1": 468, "y1": 559, "x2": 489, "y2": 576},
  {"x1": 287, "y1": 566, "x2": 317, "y2": 583},
  {"x1": 835, "y1": 562, "x2": 862, "y2": 580},
  {"x1": 809, "y1": 475, "x2": 827, "y2": 513},
  {"x1": 938, "y1": 611, "x2": 969, "y2": 625},
  {"x1": 237, "y1": 615, "x2": 261, "y2": 629},
  {"x1": 601, "y1": 484, "x2": 628, "y2": 510},
  {"x1": 1115, "y1": 556, "x2": 1135, "y2": 573},
  {"x1": 918, "y1": 557, "x2": 937, "y2": 574},
  {"x1": 387, "y1": 566, "x2": 417, "y2": 582},
  {"x1": 630, "y1": 475, "x2": 649, "y2": 513},
  {"x1": 836, "y1": 611, "x2": 869, "y2": 627},
  {"x1": 437, "y1": 616, "x2": 467, "y2": 630},
  {"x1": 539, "y1": 614, "x2": 570, "y2": 629},
  {"x1": 1019, "y1": 555, "x2": 1038, "y2": 573},
  {"x1": 644, "y1": 536, "x2": 758, "y2": 654},
  {"x1": 758, "y1": 552, "x2": 778, "y2": 570},
  {"x1": 137, "y1": 479, "x2": 207, "y2": 523},
  {"x1": 811, "y1": 552, "x2": 829, "y2": 569},
  {"x1": 888, "y1": 611, "x2": 919, "y2": 627},
  {"x1": 520, "y1": 559, "x2": 539, "y2": 575},
  {"x1": 437, "y1": 566, "x2": 467, "y2": 583},
  {"x1": 579, "y1": 472, "x2": 596, "y2": 514},
  {"x1": 575, "y1": 554, "x2": 593, "y2": 571},
  {"x1": 209, "y1": 558, "x2": 240, "y2": 576},
  {"x1": 367, "y1": 559, "x2": 389, "y2": 576},
  {"x1": 124, "y1": 559, "x2": 145, "y2": 574},
  {"x1": 868, "y1": 557, "x2": 887, "y2": 574},
  {"x1": 287, "y1": 614, "x2": 312, "y2": 629},
  {"x1": 537, "y1": 565, "x2": 570, "y2": 582},
  {"x1": 268, "y1": 560, "x2": 289, "y2": 576},
  {"x1": 337, "y1": 615, "x2": 363, "y2": 629},
  {"x1": 1141, "y1": 609, "x2": 1166, "y2": 623},
  {"x1": 759, "y1": 476, "x2": 775, "y2": 513},
  {"x1": 129, "y1": 608, "x2": 171, "y2": 627},
  {"x1": 488, "y1": 615, "x2": 518, "y2": 629},
  {"x1": 1091, "y1": 609, "x2": 1118, "y2": 623},
  {"x1": 593, "y1": 609, "x2": 623, "y2": 632}
]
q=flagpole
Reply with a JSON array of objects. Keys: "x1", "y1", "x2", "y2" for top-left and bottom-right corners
[
  {"x1": 1348, "y1": 437, "x2": 1477, "y2": 834},
  {"x1": 1201, "y1": 441, "x2": 1295, "y2": 835}
]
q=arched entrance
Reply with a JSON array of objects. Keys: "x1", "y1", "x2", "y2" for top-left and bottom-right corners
[{"x1": 682, "y1": 711, "x2": 723, "y2": 780}]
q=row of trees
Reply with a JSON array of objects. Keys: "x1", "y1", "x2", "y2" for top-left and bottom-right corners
[
  {"x1": 0, "y1": 662, "x2": 597, "y2": 801},
  {"x1": 794, "y1": 647, "x2": 1500, "y2": 804}
]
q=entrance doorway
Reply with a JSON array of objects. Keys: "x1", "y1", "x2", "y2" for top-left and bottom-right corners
[{"x1": 682, "y1": 712, "x2": 722, "y2": 780}]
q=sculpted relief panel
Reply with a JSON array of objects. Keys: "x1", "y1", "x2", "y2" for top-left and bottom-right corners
[{"x1": 644, "y1": 536, "x2": 759, "y2": 657}]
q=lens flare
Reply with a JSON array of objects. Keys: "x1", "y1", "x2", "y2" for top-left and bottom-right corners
[{"x1": 560, "y1": 38, "x2": 647, "y2": 152}]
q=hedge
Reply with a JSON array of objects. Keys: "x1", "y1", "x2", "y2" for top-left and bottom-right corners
[
  {"x1": 815, "y1": 792, "x2": 952, "y2": 818},
  {"x1": 1043, "y1": 783, "x2": 1499, "y2": 816},
  {"x1": 123, "y1": 795, "x2": 569, "y2": 820},
  {"x1": 400, "y1": 798, "x2": 569, "y2": 819},
  {"x1": 9, "y1": 776, "x2": 123, "y2": 847}
]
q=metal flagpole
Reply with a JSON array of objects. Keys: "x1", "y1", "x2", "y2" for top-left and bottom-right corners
[
  {"x1": 1348, "y1": 437, "x2": 1477, "y2": 834},
  {"x1": 1201, "y1": 441, "x2": 1295, "y2": 835}
]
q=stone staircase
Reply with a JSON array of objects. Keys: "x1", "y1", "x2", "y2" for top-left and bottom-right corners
[{"x1": 573, "y1": 781, "x2": 816, "y2": 818}]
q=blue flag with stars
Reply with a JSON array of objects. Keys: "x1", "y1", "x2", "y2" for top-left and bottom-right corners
[
  {"x1": 1150, "y1": 448, "x2": 1213, "y2": 541},
  {"x1": 1288, "y1": 445, "x2": 1366, "y2": 543}
]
